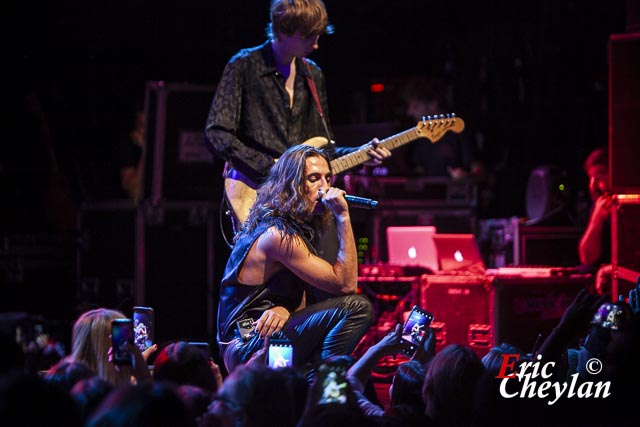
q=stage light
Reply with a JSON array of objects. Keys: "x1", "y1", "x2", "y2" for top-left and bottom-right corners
[{"x1": 370, "y1": 83, "x2": 385, "y2": 93}]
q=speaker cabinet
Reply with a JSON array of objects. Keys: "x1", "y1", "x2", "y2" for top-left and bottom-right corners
[
  {"x1": 517, "y1": 226, "x2": 582, "y2": 267},
  {"x1": 490, "y1": 275, "x2": 593, "y2": 353},
  {"x1": 609, "y1": 33, "x2": 640, "y2": 193},
  {"x1": 420, "y1": 274, "x2": 491, "y2": 357},
  {"x1": 142, "y1": 81, "x2": 224, "y2": 202},
  {"x1": 77, "y1": 201, "x2": 136, "y2": 312},
  {"x1": 611, "y1": 194, "x2": 640, "y2": 297},
  {"x1": 78, "y1": 201, "x2": 217, "y2": 344}
]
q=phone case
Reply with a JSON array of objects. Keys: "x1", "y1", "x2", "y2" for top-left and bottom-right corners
[
  {"x1": 401, "y1": 305, "x2": 434, "y2": 356},
  {"x1": 133, "y1": 307, "x2": 154, "y2": 351},
  {"x1": 112, "y1": 319, "x2": 133, "y2": 365}
]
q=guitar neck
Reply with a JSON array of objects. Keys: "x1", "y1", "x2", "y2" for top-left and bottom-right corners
[{"x1": 330, "y1": 127, "x2": 422, "y2": 175}]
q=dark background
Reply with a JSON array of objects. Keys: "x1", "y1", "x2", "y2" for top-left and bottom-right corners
[
  {"x1": 10, "y1": 0, "x2": 630, "y2": 218},
  {"x1": 3, "y1": 0, "x2": 634, "y2": 347}
]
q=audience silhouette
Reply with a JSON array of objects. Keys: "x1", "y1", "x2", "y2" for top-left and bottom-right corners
[{"x1": 3, "y1": 285, "x2": 639, "y2": 427}]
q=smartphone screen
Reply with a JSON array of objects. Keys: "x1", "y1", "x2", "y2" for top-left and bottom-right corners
[
  {"x1": 133, "y1": 306, "x2": 154, "y2": 352},
  {"x1": 314, "y1": 359, "x2": 350, "y2": 405},
  {"x1": 401, "y1": 305, "x2": 434, "y2": 356},
  {"x1": 112, "y1": 319, "x2": 134, "y2": 365},
  {"x1": 268, "y1": 340, "x2": 293, "y2": 369}
]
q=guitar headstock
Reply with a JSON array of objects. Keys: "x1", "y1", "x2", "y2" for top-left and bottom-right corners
[{"x1": 415, "y1": 113, "x2": 465, "y2": 143}]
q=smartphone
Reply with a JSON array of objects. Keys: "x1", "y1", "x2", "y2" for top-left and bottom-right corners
[
  {"x1": 268, "y1": 339, "x2": 293, "y2": 369},
  {"x1": 401, "y1": 305, "x2": 434, "y2": 356},
  {"x1": 133, "y1": 306, "x2": 154, "y2": 352},
  {"x1": 111, "y1": 318, "x2": 134, "y2": 365},
  {"x1": 187, "y1": 342, "x2": 212, "y2": 360},
  {"x1": 313, "y1": 359, "x2": 350, "y2": 405}
]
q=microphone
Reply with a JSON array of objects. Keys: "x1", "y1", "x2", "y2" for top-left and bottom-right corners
[{"x1": 344, "y1": 194, "x2": 378, "y2": 209}]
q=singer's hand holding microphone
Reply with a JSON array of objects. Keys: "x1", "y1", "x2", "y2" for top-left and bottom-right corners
[{"x1": 317, "y1": 188, "x2": 378, "y2": 214}]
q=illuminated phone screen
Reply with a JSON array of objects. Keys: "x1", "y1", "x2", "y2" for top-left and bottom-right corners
[
  {"x1": 268, "y1": 342, "x2": 293, "y2": 369},
  {"x1": 401, "y1": 306, "x2": 434, "y2": 356},
  {"x1": 133, "y1": 307, "x2": 154, "y2": 351}
]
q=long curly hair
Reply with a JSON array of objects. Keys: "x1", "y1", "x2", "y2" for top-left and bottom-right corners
[{"x1": 241, "y1": 145, "x2": 332, "y2": 246}]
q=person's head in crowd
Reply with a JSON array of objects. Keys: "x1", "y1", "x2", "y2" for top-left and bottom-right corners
[
  {"x1": 297, "y1": 404, "x2": 371, "y2": 427},
  {"x1": 481, "y1": 342, "x2": 529, "y2": 376},
  {"x1": 67, "y1": 308, "x2": 131, "y2": 385},
  {"x1": 44, "y1": 359, "x2": 95, "y2": 393},
  {"x1": 176, "y1": 384, "x2": 214, "y2": 423},
  {"x1": 475, "y1": 343, "x2": 534, "y2": 426},
  {"x1": 583, "y1": 146, "x2": 609, "y2": 201},
  {"x1": 267, "y1": 0, "x2": 334, "y2": 41},
  {"x1": 209, "y1": 364, "x2": 307, "y2": 427},
  {"x1": 86, "y1": 382, "x2": 195, "y2": 427},
  {"x1": 388, "y1": 359, "x2": 426, "y2": 416},
  {"x1": 422, "y1": 344, "x2": 485, "y2": 426},
  {"x1": 70, "y1": 376, "x2": 114, "y2": 422},
  {"x1": 153, "y1": 341, "x2": 219, "y2": 392},
  {"x1": 0, "y1": 371, "x2": 82, "y2": 427}
]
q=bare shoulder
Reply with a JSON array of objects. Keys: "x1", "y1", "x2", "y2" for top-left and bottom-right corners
[{"x1": 258, "y1": 226, "x2": 308, "y2": 259}]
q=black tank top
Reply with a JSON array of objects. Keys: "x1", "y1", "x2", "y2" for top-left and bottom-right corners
[{"x1": 217, "y1": 219, "x2": 313, "y2": 343}]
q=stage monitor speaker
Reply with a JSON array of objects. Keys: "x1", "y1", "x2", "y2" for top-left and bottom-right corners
[{"x1": 609, "y1": 33, "x2": 640, "y2": 194}]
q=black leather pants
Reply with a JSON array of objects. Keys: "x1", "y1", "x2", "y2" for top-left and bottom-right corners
[{"x1": 221, "y1": 294, "x2": 373, "y2": 373}]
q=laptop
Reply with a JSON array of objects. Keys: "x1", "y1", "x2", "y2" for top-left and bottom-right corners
[
  {"x1": 431, "y1": 234, "x2": 486, "y2": 273},
  {"x1": 386, "y1": 226, "x2": 439, "y2": 273}
]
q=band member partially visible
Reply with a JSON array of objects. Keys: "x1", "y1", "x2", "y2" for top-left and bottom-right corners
[
  {"x1": 204, "y1": 0, "x2": 390, "y2": 227},
  {"x1": 578, "y1": 147, "x2": 612, "y2": 294},
  {"x1": 216, "y1": 145, "x2": 373, "y2": 374}
]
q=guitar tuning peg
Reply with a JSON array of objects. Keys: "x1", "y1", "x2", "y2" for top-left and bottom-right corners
[
  {"x1": 422, "y1": 115, "x2": 426, "y2": 123},
  {"x1": 426, "y1": 115, "x2": 432, "y2": 121},
  {"x1": 451, "y1": 112, "x2": 456, "y2": 118},
  {"x1": 446, "y1": 113, "x2": 451, "y2": 119},
  {"x1": 439, "y1": 114, "x2": 445, "y2": 119}
]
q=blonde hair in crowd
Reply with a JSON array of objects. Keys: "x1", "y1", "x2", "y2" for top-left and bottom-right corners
[{"x1": 67, "y1": 308, "x2": 132, "y2": 385}]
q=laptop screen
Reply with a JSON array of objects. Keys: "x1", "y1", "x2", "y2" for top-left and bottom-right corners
[
  {"x1": 386, "y1": 226, "x2": 438, "y2": 273},
  {"x1": 432, "y1": 234, "x2": 486, "y2": 273}
]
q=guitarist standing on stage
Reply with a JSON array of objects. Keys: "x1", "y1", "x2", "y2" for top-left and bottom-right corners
[{"x1": 204, "y1": 0, "x2": 390, "y2": 239}]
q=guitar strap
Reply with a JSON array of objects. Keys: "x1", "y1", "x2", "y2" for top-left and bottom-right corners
[{"x1": 304, "y1": 59, "x2": 334, "y2": 144}]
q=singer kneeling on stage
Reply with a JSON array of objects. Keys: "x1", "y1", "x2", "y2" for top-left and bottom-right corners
[{"x1": 217, "y1": 144, "x2": 374, "y2": 374}]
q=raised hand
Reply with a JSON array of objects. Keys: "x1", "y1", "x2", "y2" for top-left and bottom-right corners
[{"x1": 556, "y1": 288, "x2": 609, "y2": 336}]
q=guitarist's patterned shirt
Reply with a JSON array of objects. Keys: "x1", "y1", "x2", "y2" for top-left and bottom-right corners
[{"x1": 205, "y1": 40, "x2": 354, "y2": 184}]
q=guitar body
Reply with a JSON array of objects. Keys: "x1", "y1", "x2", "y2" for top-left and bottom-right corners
[
  {"x1": 223, "y1": 116, "x2": 464, "y2": 232},
  {"x1": 224, "y1": 176, "x2": 258, "y2": 226},
  {"x1": 224, "y1": 136, "x2": 330, "y2": 227}
]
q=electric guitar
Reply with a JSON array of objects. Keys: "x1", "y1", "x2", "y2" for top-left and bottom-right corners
[{"x1": 224, "y1": 114, "x2": 465, "y2": 231}]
